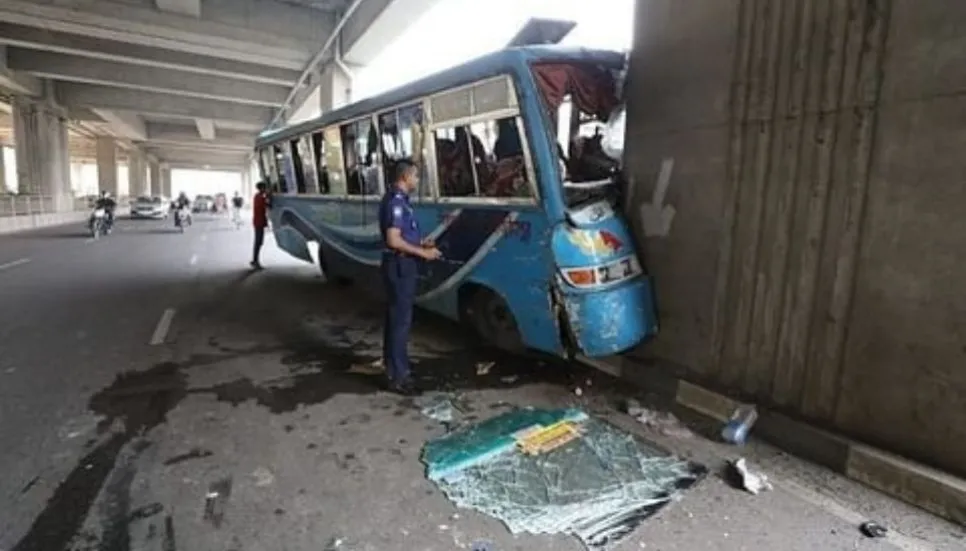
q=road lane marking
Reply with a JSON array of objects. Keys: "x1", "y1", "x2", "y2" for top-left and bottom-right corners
[
  {"x1": 150, "y1": 308, "x2": 176, "y2": 346},
  {"x1": 190, "y1": 254, "x2": 198, "y2": 266},
  {"x1": 0, "y1": 258, "x2": 31, "y2": 271}
]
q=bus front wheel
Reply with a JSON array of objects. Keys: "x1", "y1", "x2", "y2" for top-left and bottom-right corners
[{"x1": 468, "y1": 288, "x2": 524, "y2": 352}]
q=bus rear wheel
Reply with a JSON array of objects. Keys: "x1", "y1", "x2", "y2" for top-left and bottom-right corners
[
  {"x1": 317, "y1": 249, "x2": 352, "y2": 286},
  {"x1": 469, "y1": 288, "x2": 524, "y2": 352}
]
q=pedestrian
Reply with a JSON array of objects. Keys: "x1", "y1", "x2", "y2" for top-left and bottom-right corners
[
  {"x1": 379, "y1": 159, "x2": 441, "y2": 395},
  {"x1": 251, "y1": 181, "x2": 271, "y2": 270}
]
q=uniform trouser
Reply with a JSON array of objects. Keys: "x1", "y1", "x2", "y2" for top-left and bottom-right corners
[
  {"x1": 381, "y1": 254, "x2": 417, "y2": 384},
  {"x1": 252, "y1": 226, "x2": 265, "y2": 263}
]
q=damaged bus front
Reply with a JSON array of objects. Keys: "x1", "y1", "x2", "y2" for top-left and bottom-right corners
[{"x1": 529, "y1": 54, "x2": 659, "y2": 357}]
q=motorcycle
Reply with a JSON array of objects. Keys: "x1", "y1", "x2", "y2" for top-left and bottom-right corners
[
  {"x1": 89, "y1": 208, "x2": 109, "y2": 239},
  {"x1": 174, "y1": 205, "x2": 192, "y2": 233}
]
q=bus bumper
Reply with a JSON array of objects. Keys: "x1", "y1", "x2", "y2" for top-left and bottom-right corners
[{"x1": 562, "y1": 277, "x2": 659, "y2": 357}]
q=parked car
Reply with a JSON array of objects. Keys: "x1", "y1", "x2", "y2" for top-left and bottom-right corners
[
  {"x1": 130, "y1": 195, "x2": 168, "y2": 219},
  {"x1": 193, "y1": 194, "x2": 215, "y2": 213}
]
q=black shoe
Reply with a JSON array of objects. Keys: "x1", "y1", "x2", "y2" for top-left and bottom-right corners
[
  {"x1": 388, "y1": 379, "x2": 421, "y2": 396},
  {"x1": 250, "y1": 261, "x2": 263, "y2": 270}
]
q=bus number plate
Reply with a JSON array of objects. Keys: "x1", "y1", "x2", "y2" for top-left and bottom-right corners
[{"x1": 598, "y1": 257, "x2": 633, "y2": 284}]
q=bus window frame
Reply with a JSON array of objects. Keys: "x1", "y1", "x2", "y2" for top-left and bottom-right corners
[
  {"x1": 255, "y1": 73, "x2": 539, "y2": 208},
  {"x1": 274, "y1": 141, "x2": 300, "y2": 195},
  {"x1": 340, "y1": 113, "x2": 384, "y2": 203},
  {"x1": 376, "y1": 100, "x2": 435, "y2": 204},
  {"x1": 295, "y1": 133, "x2": 320, "y2": 194},
  {"x1": 427, "y1": 109, "x2": 540, "y2": 207}
]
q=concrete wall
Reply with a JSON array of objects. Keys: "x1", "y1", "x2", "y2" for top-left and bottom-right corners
[{"x1": 624, "y1": 0, "x2": 966, "y2": 476}]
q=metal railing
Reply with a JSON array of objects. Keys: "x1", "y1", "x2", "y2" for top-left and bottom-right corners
[{"x1": 0, "y1": 194, "x2": 100, "y2": 217}]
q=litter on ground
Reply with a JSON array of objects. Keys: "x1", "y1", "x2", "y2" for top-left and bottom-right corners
[
  {"x1": 728, "y1": 457, "x2": 772, "y2": 495},
  {"x1": 421, "y1": 407, "x2": 705, "y2": 550}
]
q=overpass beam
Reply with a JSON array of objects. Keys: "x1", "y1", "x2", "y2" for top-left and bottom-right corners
[{"x1": 11, "y1": 83, "x2": 71, "y2": 210}]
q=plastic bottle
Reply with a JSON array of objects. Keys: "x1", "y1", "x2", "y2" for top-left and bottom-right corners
[{"x1": 721, "y1": 405, "x2": 758, "y2": 445}]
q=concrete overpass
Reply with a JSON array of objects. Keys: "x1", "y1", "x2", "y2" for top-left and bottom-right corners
[{"x1": 0, "y1": 0, "x2": 438, "y2": 202}]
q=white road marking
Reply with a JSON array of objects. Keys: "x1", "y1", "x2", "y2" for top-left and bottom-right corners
[
  {"x1": 0, "y1": 258, "x2": 31, "y2": 271},
  {"x1": 149, "y1": 308, "x2": 176, "y2": 346},
  {"x1": 190, "y1": 254, "x2": 198, "y2": 266}
]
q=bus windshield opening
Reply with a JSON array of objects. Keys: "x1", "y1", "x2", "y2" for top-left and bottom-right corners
[{"x1": 531, "y1": 62, "x2": 624, "y2": 207}]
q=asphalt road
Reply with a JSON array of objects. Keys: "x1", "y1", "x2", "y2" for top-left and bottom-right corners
[{"x1": 0, "y1": 213, "x2": 962, "y2": 551}]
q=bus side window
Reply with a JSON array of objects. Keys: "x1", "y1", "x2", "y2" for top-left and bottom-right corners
[
  {"x1": 433, "y1": 125, "x2": 475, "y2": 197},
  {"x1": 323, "y1": 126, "x2": 348, "y2": 196},
  {"x1": 294, "y1": 135, "x2": 319, "y2": 194},
  {"x1": 342, "y1": 118, "x2": 381, "y2": 196},
  {"x1": 378, "y1": 103, "x2": 428, "y2": 199},
  {"x1": 272, "y1": 143, "x2": 289, "y2": 193},
  {"x1": 434, "y1": 115, "x2": 532, "y2": 199},
  {"x1": 289, "y1": 138, "x2": 308, "y2": 194},
  {"x1": 311, "y1": 131, "x2": 330, "y2": 194},
  {"x1": 259, "y1": 148, "x2": 277, "y2": 190}
]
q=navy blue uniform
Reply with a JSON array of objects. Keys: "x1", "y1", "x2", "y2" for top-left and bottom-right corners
[{"x1": 379, "y1": 187, "x2": 422, "y2": 384}]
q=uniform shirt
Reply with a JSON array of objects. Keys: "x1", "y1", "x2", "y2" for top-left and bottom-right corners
[
  {"x1": 252, "y1": 192, "x2": 268, "y2": 229},
  {"x1": 379, "y1": 187, "x2": 420, "y2": 252}
]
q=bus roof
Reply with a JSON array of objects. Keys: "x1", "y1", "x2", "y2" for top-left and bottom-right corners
[{"x1": 255, "y1": 45, "x2": 626, "y2": 147}]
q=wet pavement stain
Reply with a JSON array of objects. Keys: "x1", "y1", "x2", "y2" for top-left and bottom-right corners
[{"x1": 10, "y1": 313, "x2": 580, "y2": 550}]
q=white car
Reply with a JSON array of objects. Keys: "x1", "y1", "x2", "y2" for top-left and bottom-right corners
[{"x1": 130, "y1": 196, "x2": 168, "y2": 219}]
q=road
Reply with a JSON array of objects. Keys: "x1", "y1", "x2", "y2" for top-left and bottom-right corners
[{"x1": 0, "y1": 214, "x2": 962, "y2": 551}]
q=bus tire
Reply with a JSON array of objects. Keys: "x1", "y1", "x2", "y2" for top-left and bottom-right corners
[
  {"x1": 317, "y1": 249, "x2": 352, "y2": 286},
  {"x1": 468, "y1": 287, "x2": 524, "y2": 352}
]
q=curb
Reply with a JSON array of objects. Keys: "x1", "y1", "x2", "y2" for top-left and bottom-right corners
[{"x1": 577, "y1": 355, "x2": 966, "y2": 527}]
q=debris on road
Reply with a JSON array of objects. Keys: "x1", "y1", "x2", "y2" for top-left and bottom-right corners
[
  {"x1": 721, "y1": 404, "x2": 758, "y2": 445},
  {"x1": 347, "y1": 359, "x2": 383, "y2": 376},
  {"x1": 476, "y1": 361, "x2": 495, "y2": 376},
  {"x1": 728, "y1": 457, "x2": 772, "y2": 495},
  {"x1": 499, "y1": 375, "x2": 519, "y2": 384},
  {"x1": 422, "y1": 407, "x2": 705, "y2": 549},
  {"x1": 252, "y1": 466, "x2": 274, "y2": 487},
  {"x1": 860, "y1": 521, "x2": 888, "y2": 538},
  {"x1": 202, "y1": 476, "x2": 233, "y2": 527},
  {"x1": 419, "y1": 393, "x2": 458, "y2": 424},
  {"x1": 624, "y1": 400, "x2": 693, "y2": 439}
]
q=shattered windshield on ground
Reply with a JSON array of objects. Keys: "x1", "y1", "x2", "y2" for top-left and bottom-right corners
[{"x1": 422, "y1": 407, "x2": 706, "y2": 550}]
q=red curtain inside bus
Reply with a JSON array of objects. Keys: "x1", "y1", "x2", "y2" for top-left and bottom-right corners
[{"x1": 530, "y1": 63, "x2": 619, "y2": 120}]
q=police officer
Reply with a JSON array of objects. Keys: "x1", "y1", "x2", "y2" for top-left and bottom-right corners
[{"x1": 380, "y1": 159, "x2": 441, "y2": 395}]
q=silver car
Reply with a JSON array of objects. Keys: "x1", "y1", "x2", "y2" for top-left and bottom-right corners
[{"x1": 130, "y1": 196, "x2": 168, "y2": 219}]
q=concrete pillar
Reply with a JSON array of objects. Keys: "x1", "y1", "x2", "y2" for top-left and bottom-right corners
[
  {"x1": 128, "y1": 151, "x2": 147, "y2": 197},
  {"x1": 148, "y1": 160, "x2": 160, "y2": 197},
  {"x1": 96, "y1": 136, "x2": 118, "y2": 197},
  {"x1": 319, "y1": 61, "x2": 352, "y2": 112},
  {"x1": 160, "y1": 165, "x2": 172, "y2": 198},
  {"x1": 0, "y1": 145, "x2": 6, "y2": 192},
  {"x1": 11, "y1": 90, "x2": 71, "y2": 211}
]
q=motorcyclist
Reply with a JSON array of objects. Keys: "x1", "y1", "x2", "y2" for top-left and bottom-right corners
[
  {"x1": 230, "y1": 191, "x2": 244, "y2": 226},
  {"x1": 93, "y1": 190, "x2": 116, "y2": 230},
  {"x1": 174, "y1": 192, "x2": 191, "y2": 226}
]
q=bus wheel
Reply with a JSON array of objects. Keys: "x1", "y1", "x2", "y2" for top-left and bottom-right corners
[
  {"x1": 470, "y1": 289, "x2": 524, "y2": 352},
  {"x1": 317, "y1": 250, "x2": 351, "y2": 285}
]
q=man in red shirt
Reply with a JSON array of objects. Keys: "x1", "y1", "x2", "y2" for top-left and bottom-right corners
[{"x1": 251, "y1": 181, "x2": 270, "y2": 269}]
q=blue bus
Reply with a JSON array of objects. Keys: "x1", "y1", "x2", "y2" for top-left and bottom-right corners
[{"x1": 254, "y1": 45, "x2": 658, "y2": 358}]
